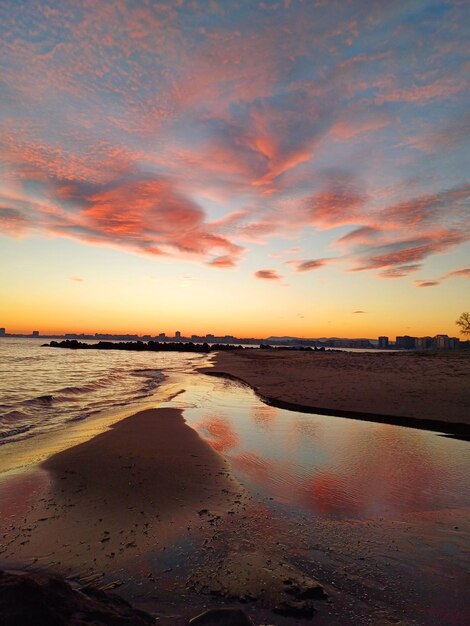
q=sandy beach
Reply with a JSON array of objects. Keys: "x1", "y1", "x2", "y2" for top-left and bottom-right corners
[
  {"x1": 1, "y1": 350, "x2": 470, "y2": 624},
  {"x1": 201, "y1": 349, "x2": 470, "y2": 434},
  {"x1": 0, "y1": 408, "x2": 245, "y2": 573},
  {"x1": 0, "y1": 405, "x2": 329, "y2": 623}
]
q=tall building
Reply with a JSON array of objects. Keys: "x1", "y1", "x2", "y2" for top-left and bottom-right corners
[
  {"x1": 396, "y1": 335, "x2": 416, "y2": 349},
  {"x1": 378, "y1": 336, "x2": 389, "y2": 348},
  {"x1": 0, "y1": 328, "x2": 5, "y2": 336},
  {"x1": 32, "y1": 330, "x2": 39, "y2": 337},
  {"x1": 434, "y1": 334, "x2": 450, "y2": 349},
  {"x1": 175, "y1": 331, "x2": 181, "y2": 339},
  {"x1": 416, "y1": 336, "x2": 432, "y2": 349}
]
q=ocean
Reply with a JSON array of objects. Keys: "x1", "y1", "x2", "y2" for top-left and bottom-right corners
[{"x1": 0, "y1": 338, "x2": 206, "y2": 447}]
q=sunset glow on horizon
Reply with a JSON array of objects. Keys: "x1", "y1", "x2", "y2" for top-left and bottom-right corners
[{"x1": 1, "y1": 0, "x2": 469, "y2": 339}]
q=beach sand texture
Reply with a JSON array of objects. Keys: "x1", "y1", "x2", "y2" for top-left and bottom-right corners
[
  {"x1": 1, "y1": 406, "x2": 328, "y2": 621},
  {"x1": 1, "y1": 408, "x2": 245, "y2": 572},
  {"x1": 202, "y1": 349, "x2": 470, "y2": 429},
  {"x1": 1, "y1": 352, "x2": 469, "y2": 624}
]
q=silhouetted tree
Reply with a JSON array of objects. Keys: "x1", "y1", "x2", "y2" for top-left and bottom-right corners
[{"x1": 456, "y1": 312, "x2": 470, "y2": 335}]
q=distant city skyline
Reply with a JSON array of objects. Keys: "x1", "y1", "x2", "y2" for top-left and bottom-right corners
[{"x1": 0, "y1": 326, "x2": 465, "y2": 348}]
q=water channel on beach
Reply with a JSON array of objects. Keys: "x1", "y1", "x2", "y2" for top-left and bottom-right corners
[{"x1": 156, "y1": 365, "x2": 469, "y2": 624}]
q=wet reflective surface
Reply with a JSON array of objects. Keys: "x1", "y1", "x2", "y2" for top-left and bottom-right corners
[
  {"x1": 171, "y1": 373, "x2": 470, "y2": 521},
  {"x1": 1, "y1": 344, "x2": 469, "y2": 624}
]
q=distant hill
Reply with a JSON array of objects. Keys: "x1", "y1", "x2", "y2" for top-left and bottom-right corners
[{"x1": 267, "y1": 336, "x2": 376, "y2": 342}]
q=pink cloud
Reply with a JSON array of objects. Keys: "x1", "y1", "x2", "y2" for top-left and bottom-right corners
[
  {"x1": 0, "y1": 208, "x2": 30, "y2": 235},
  {"x1": 302, "y1": 182, "x2": 367, "y2": 229},
  {"x1": 254, "y1": 269, "x2": 281, "y2": 280},
  {"x1": 414, "y1": 267, "x2": 470, "y2": 288},
  {"x1": 400, "y1": 111, "x2": 470, "y2": 154},
  {"x1": 1, "y1": 0, "x2": 469, "y2": 284},
  {"x1": 382, "y1": 185, "x2": 470, "y2": 229},
  {"x1": 375, "y1": 75, "x2": 467, "y2": 105},
  {"x1": 70, "y1": 276, "x2": 84, "y2": 282},
  {"x1": 441, "y1": 268, "x2": 470, "y2": 280},
  {"x1": 75, "y1": 179, "x2": 244, "y2": 260},
  {"x1": 415, "y1": 280, "x2": 440, "y2": 288},
  {"x1": 289, "y1": 258, "x2": 331, "y2": 272},
  {"x1": 206, "y1": 255, "x2": 237, "y2": 268},
  {"x1": 330, "y1": 115, "x2": 389, "y2": 141},
  {"x1": 351, "y1": 229, "x2": 467, "y2": 272},
  {"x1": 335, "y1": 226, "x2": 383, "y2": 248},
  {"x1": 379, "y1": 264, "x2": 422, "y2": 278}
]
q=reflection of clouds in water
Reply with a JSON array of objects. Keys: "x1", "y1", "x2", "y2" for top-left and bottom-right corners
[
  {"x1": 251, "y1": 405, "x2": 277, "y2": 430},
  {"x1": 231, "y1": 450, "x2": 304, "y2": 505},
  {"x1": 306, "y1": 473, "x2": 361, "y2": 517},
  {"x1": 196, "y1": 415, "x2": 238, "y2": 452},
  {"x1": 298, "y1": 424, "x2": 451, "y2": 517},
  {"x1": 293, "y1": 417, "x2": 323, "y2": 440},
  {"x1": 186, "y1": 377, "x2": 470, "y2": 520}
]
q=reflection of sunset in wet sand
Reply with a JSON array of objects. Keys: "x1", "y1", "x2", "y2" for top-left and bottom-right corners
[
  {"x1": 181, "y1": 376, "x2": 470, "y2": 521},
  {"x1": 195, "y1": 415, "x2": 239, "y2": 452},
  {"x1": 251, "y1": 405, "x2": 277, "y2": 430}
]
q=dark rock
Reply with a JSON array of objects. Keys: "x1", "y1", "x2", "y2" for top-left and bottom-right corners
[
  {"x1": 285, "y1": 580, "x2": 327, "y2": 600},
  {"x1": 0, "y1": 570, "x2": 155, "y2": 625},
  {"x1": 273, "y1": 599, "x2": 315, "y2": 619},
  {"x1": 188, "y1": 608, "x2": 255, "y2": 626}
]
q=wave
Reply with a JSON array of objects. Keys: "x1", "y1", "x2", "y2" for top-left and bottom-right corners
[
  {"x1": 131, "y1": 368, "x2": 165, "y2": 380},
  {"x1": 1, "y1": 409, "x2": 30, "y2": 422},
  {"x1": 57, "y1": 373, "x2": 127, "y2": 395},
  {"x1": 0, "y1": 365, "x2": 167, "y2": 446},
  {"x1": 0, "y1": 423, "x2": 32, "y2": 441},
  {"x1": 24, "y1": 394, "x2": 54, "y2": 405}
]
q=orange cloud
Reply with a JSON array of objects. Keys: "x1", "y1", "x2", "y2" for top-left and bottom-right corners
[{"x1": 206, "y1": 255, "x2": 238, "y2": 268}]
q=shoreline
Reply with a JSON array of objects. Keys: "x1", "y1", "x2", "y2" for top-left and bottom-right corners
[
  {"x1": 0, "y1": 408, "x2": 244, "y2": 575},
  {"x1": 1, "y1": 361, "x2": 469, "y2": 624},
  {"x1": 200, "y1": 350, "x2": 470, "y2": 439},
  {"x1": 204, "y1": 369, "x2": 470, "y2": 439},
  {"x1": 0, "y1": 405, "x2": 330, "y2": 623}
]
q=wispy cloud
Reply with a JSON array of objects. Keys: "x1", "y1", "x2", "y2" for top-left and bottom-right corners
[
  {"x1": 415, "y1": 267, "x2": 470, "y2": 288},
  {"x1": 288, "y1": 258, "x2": 332, "y2": 272}
]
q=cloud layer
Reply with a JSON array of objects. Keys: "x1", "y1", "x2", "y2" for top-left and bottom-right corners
[{"x1": 1, "y1": 0, "x2": 469, "y2": 280}]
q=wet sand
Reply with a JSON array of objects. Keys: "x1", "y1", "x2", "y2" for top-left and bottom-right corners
[
  {"x1": 0, "y1": 407, "x2": 329, "y2": 623},
  {"x1": 2, "y1": 361, "x2": 469, "y2": 624},
  {"x1": 0, "y1": 408, "x2": 245, "y2": 573},
  {"x1": 202, "y1": 350, "x2": 470, "y2": 435}
]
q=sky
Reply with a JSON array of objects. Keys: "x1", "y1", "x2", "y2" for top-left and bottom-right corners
[{"x1": 0, "y1": 0, "x2": 469, "y2": 338}]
